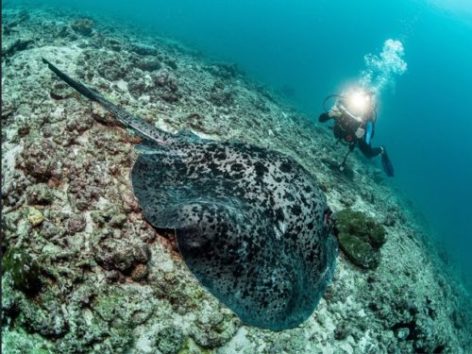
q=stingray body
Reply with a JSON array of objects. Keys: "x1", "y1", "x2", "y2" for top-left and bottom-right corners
[{"x1": 44, "y1": 59, "x2": 337, "y2": 330}]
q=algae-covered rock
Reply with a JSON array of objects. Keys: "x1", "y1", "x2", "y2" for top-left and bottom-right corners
[
  {"x1": 70, "y1": 18, "x2": 94, "y2": 36},
  {"x1": 337, "y1": 233, "x2": 380, "y2": 269},
  {"x1": 189, "y1": 307, "x2": 240, "y2": 349},
  {"x1": 155, "y1": 326, "x2": 185, "y2": 354},
  {"x1": 17, "y1": 138, "x2": 58, "y2": 182},
  {"x1": 334, "y1": 209, "x2": 386, "y2": 269},
  {"x1": 17, "y1": 297, "x2": 69, "y2": 339},
  {"x1": 177, "y1": 337, "x2": 209, "y2": 354},
  {"x1": 94, "y1": 238, "x2": 150, "y2": 274},
  {"x1": 136, "y1": 57, "x2": 162, "y2": 72},
  {"x1": 66, "y1": 214, "x2": 87, "y2": 235},
  {"x1": 27, "y1": 207, "x2": 45, "y2": 227},
  {"x1": 2, "y1": 248, "x2": 42, "y2": 296},
  {"x1": 91, "y1": 204, "x2": 127, "y2": 228},
  {"x1": 94, "y1": 285, "x2": 155, "y2": 327},
  {"x1": 1, "y1": 328, "x2": 53, "y2": 354},
  {"x1": 26, "y1": 184, "x2": 54, "y2": 205}
]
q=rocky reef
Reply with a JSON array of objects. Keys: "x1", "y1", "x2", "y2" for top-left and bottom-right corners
[
  {"x1": 334, "y1": 209, "x2": 386, "y2": 269},
  {"x1": 2, "y1": 6, "x2": 472, "y2": 354}
]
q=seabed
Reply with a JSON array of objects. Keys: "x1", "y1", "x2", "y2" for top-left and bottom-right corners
[{"x1": 2, "y1": 6, "x2": 472, "y2": 354}]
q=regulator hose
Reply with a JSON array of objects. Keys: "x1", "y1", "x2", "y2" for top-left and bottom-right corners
[{"x1": 322, "y1": 94, "x2": 342, "y2": 112}]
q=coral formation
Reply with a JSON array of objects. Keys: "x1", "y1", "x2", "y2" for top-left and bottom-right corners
[
  {"x1": 71, "y1": 18, "x2": 94, "y2": 36},
  {"x1": 334, "y1": 208, "x2": 386, "y2": 269},
  {"x1": 2, "y1": 249, "x2": 42, "y2": 296}
]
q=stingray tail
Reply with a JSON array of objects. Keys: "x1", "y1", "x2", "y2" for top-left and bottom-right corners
[{"x1": 42, "y1": 58, "x2": 174, "y2": 144}]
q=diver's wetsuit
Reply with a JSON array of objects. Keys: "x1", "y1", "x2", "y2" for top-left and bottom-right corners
[
  {"x1": 319, "y1": 100, "x2": 394, "y2": 177},
  {"x1": 319, "y1": 112, "x2": 383, "y2": 159},
  {"x1": 357, "y1": 124, "x2": 383, "y2": 158}
]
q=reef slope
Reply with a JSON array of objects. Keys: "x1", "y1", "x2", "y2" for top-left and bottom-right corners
[{"x1": 2, "y1": 7, "x2": 471, "y2": 354}]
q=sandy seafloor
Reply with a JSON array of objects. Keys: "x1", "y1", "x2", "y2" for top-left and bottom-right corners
[{"x1": 2, "y1": 6, "x2": 472, "y2": 354}]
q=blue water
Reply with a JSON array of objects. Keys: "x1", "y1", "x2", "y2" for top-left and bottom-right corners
[{"x1": 7, "y1": 0, "x2": 472, "y2": 289}]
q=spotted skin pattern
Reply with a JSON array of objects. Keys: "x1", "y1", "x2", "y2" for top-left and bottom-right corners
[
  {"x1": 44, "y1": 60, "x2": 338, "y2": 330},
  {"x1": 132, "y1": 138, "x2": 337, "y2": 330}
]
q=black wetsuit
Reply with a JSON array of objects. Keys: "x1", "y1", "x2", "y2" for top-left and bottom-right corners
[
  {"x1": 319, "y1": 112, "x2": 383, "y2": 159},
  {"x1": 358, "y1": 138, "x2": 383, "y2": 158}
]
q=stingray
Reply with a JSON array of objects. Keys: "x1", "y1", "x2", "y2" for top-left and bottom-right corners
[{"x1": 43, "y1": 58, "x2": 337, "y2": 330}]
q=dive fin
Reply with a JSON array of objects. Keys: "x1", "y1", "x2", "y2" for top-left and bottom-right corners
[{"x1": 381, "y1": 149, "x2": 394, "y2": 177}]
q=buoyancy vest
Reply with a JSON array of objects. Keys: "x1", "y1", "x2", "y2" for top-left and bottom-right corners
[{"x1": 333, "y1": 113, "x2": 362, "y2": 143}]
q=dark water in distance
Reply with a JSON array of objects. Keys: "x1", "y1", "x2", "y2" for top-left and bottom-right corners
[{"x1": 4, "y1": 0, "x2": 472, "y2": 290}]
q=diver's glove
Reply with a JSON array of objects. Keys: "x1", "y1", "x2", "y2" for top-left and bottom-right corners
[
  {"x1": 319, "y1": 112, "x2": 331, "y2": 122},
  {"x1": 319, "y1": 104, "x2": 341, "y2": 123}
]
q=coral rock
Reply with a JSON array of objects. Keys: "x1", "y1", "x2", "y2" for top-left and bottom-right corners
[
  {"x1": 94, "y1": 239, "x2": 150, "y2": 274},
  {"x1": 130, "y1": 263, "x2": 149, "y2": 281},
  {"x1": 131, "y1": 43, "x2": 158, "y2": 56},
  {"x1": 66, "y1": 215, "x2": 87, "y2": 234},
  {"x1": 27, "y1": 207, "x2": 45, "y2": 227},
  {"x1": 136, "y1": 57, "x2": 161, "y2": 72},
  {"x1": 154, "y1": 326, "x2": 185, "y2": 354},
  {"x1": 334, "y1": 208, "x2": 386, "y2": 269},
  {"x1": 209, "y1": 81, "x2": 234, "y2": 106},
  {"x1": 71, "y1": 18, "x2": 94, "y2": 36},
  {"x1": 2, "y1": 249, "x2": 42, "y2": 296}
]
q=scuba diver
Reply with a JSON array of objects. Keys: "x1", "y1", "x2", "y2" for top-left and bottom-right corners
[{"x1": 319, "y1": 88, "x2": 394, "y2": 177}]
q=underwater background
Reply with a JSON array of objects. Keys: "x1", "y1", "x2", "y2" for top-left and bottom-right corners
[
  {"x1": 8, "y1": 0, "x2": 471, "y2": 289},
  {"x1": 2, "y1": 0, "x2": 472, "y2": 353}
]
